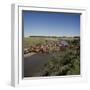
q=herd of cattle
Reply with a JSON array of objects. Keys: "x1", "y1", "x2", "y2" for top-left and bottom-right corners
[{"x1": 24, "y1": 40, "x2": 79, "y2": 54}]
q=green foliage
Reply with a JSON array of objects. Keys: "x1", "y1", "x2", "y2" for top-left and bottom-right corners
[{"x1": 39, "y1": 48, "x2": 80, "y2": 76}]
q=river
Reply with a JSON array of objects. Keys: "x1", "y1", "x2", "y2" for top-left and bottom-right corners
[{"x1": 24, "y1": 53, "x2": 51, "y2": 77}]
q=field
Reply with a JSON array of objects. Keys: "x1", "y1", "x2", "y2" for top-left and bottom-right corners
[{"x1": 24, "y1": 36, "x2": 80, "y2": 77}]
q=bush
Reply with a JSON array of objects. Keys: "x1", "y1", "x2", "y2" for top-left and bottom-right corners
[{"x1": 39, "y1": 48, "x2": 80, "y2": 76}]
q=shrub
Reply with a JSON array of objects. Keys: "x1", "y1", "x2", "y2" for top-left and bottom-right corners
[{"x1": 39, "y1": 48, "x2": 80, "y2": 76}]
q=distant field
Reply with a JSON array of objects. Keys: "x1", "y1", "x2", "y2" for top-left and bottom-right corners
[
  {"x1": 24, "y1": 37, "x2": 45, "y2": 48},
  {"x1": 24, "y1": 37, "x2": 59, "y2": 48},
  {"x1": 24, "y1": 36, "x2": 79, "y2": 48}
]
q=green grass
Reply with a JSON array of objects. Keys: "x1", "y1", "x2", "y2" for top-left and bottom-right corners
[
  {"x1": 24, "y1": 37, "x2": 46, "y2": 48},
  {"x1": 24, "y1": 37, "x2": 59, "y2": 48}
]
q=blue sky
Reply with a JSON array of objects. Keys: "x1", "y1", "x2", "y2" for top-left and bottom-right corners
[{"x1": 23, "y1": 11, "x2": 80, "y2": 37}]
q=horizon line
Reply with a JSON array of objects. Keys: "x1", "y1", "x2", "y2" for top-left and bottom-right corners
[{"x1": 24, "y1": 35, "x2": 80, "y2": 38}]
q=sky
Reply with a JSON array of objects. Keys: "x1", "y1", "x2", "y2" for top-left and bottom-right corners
[{"x1": 23, "y1": 11, "x2": 80, "y2": 37}]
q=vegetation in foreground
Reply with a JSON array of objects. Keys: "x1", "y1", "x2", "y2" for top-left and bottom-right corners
[{"x1": 39, "y1": 48, "x2": 80, "y2": 76}]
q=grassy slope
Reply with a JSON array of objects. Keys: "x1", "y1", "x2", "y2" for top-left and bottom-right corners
[{"x1": 24, "y1": 37, "x2": 59, "y2": 48}]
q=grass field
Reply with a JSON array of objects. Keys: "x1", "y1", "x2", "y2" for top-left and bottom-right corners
[
  {"x1": 24, "y1": 36, "x2": 59, "y2": 48},
  {"x1": 24, "y1": 36, "x2": 79, "y2": 48}
]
